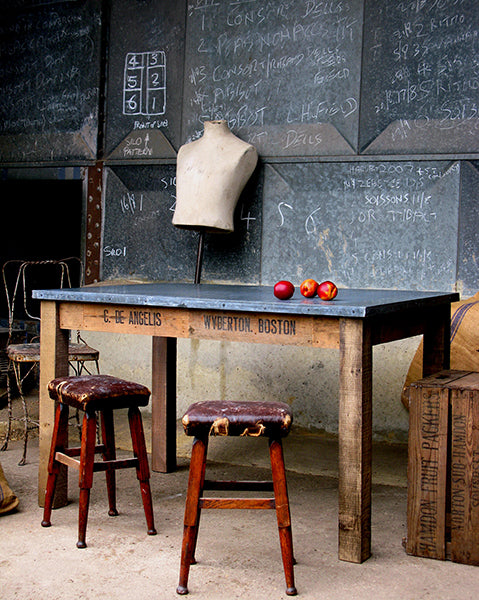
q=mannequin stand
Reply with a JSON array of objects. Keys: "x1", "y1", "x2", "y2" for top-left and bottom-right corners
[{"x1": 194, "y1": 231, "x2": 205, "y2": 284}]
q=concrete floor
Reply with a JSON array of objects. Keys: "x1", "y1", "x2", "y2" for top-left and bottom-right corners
[{"x1": 2, "y1": 402, "x2": 479, "y2": 599}]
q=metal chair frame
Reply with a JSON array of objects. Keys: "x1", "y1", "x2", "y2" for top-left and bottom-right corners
[{"x1": 0, "y1": 258, "x2": 100, "y2": 464}]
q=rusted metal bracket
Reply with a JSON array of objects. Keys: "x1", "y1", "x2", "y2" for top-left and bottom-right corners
[{"x1": 84, "y1": 162, "x2": 103, "y2": 284}]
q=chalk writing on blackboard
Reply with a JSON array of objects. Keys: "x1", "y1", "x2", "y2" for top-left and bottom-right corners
[
  {"x1": 239, "y1": 204, "x2": 256, "y2": 231},
  {"x1": 104, "y1": 246, "x2": 127, "y2": 258},
  {"x1": 121, "y1": 133, "x2": 153, "y2": 157},
  {"x1": 123, "y1": 51, "x2": 166, "y2": 116},
  {"x1": 261, "y1": 161, "x2": 460, "y2": 290},
  {"x1": 0, "y1": 0, "x2": 101, "y2": 161},
  {"x1": 182, "y1": 0, "x2": 363, "y2": 156},
  {"x1": 120, "y1": 192, "x2": 144, "y2": 215},
  {"x1": 360, "y1": 0, "x2": 479, "y2": 153}
]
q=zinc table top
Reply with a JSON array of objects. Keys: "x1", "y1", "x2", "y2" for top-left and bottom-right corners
[{"x1": 33, "y1": 282, "x2": 459, "y2": 319}]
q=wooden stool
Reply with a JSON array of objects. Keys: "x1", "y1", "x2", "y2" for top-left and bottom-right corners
[
  {"x1": 177, "y1": 400, "x2": 297, "y2": 596},
  {"x1": 41, "y1": 374, "x2": 157, "y2": 548}
]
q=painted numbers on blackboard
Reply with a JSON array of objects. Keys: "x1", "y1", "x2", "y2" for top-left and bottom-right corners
[{"x1": 123, "y1": 51, "x2": 166, "y2": 116}]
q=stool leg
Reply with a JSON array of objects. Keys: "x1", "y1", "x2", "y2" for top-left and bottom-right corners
[
  {"x1": 77, "y1": 410, "x2": 97, "y2": 548},
  {"x1": 128, "y1": 406, "x2": 157, "y2": 535},
  {"x1": 269, "y1": 437, "x2": 297, "y2": 596},
  {"x1": 41, "y1": 402, "x2": 69, "y2": 527},
  {"x1": 100, "y1": 408, "x2": 118, "y2": 517},
  {"x1": 177, "y1": 435, "x2": 208, "y2": 596},
  {"x1": 188, "y1": 438, "x2": 209, "y2": 568}
]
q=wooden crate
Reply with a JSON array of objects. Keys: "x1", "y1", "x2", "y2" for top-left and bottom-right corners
[{"x1": 406, "y1": 370, "x2": 479, "y2": 565}]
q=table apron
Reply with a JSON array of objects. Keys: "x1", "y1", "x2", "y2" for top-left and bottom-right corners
[{"x1": 58, "y1": 302, "x2": 341, "y2": 348}]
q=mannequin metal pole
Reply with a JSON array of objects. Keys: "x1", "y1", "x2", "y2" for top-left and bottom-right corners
[{"x1": 194, "y1": 231, "x2": 205, "y2": 284}]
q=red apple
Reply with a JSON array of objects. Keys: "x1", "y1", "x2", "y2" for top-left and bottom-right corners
[
  {"x1": 274, "y1": 280, "x2": 295, "y2": 300},
  {"x1": 300, "y1": 278, "x2": 318, "y2": 298},
  {"x1": 317, "y1": 280, "x2": 338, "y2": 300}
]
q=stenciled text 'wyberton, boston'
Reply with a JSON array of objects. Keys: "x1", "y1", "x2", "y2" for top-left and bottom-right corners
[{"x1": 203, "y1": 314, "x2": 297, "y2": 336}]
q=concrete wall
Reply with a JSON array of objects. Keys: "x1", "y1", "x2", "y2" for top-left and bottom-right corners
[{"x1": 82, "y1": 330, "x2": 421, "y2": 443}]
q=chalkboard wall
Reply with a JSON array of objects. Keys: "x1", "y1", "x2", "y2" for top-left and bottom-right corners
[
  {"x1": 0, "y1": 0, "x2": 102, "y2": 163},
  {"x1": 181, "y1": 0, "x2": 363, "y2": 156},
  {"x1": 1, "y1": 0, "x2": 479, "y2": 294},
  {"x1": 261, "y1": 160, "x2": 461, "y2": 290},
  {"x1": 361, "y1": 0, "x2": 479, "y2": 154},
  {"x1": 102, "y1": 163, "x2": 262, "y2": 283},
  {"x1": 104, "y1": 0, "x2": 186, "y2": 161}
]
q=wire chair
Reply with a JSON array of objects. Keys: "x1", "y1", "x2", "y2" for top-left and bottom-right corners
[{"x1": 0, "y1": 258, "x2": 100, "y2": 465}]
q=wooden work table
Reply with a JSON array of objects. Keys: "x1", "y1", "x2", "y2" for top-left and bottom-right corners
[{"x1": 33, "y1": 282, "x2": 458, "y2": 563}]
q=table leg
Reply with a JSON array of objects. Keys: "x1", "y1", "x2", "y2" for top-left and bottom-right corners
[
  {"x1": 38, "y1": 300, "x2": 69, "y2": 507},
  {"x1": 422, "y1": 304, "x2": 451, "y2": 376},
  {"x1": 151, "y1": 336, "x2": 177, "y2": 472},
  {"x1": 338, "y1": 318, "x2": 372, "y2": 563}
]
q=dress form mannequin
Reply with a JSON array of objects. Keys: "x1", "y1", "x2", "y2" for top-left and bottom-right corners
[{"x1": 173, "y1": 120, "x2": 258, "y2": 233}]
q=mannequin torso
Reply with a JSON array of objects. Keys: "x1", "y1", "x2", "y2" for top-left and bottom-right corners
[{"x1": 173, "y1": 120, "x2": 258, "y2": 233}]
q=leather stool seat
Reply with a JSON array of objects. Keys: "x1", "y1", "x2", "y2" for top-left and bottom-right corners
[
  {"x1": 182, "y1": 400, "x2": 293, "y2": 438},
  {"x1": 177, "y1": 400, "x2": 296, "y2": 596},
  {"x1": 47, "y1": 374, "x2": 150, "y2": 411},
  {"x1": 42, "y1": 374, "x2": 156, "y2": 548}
]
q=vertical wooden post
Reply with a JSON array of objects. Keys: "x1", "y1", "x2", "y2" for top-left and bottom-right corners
[
  {"x1": 38, "y1": 300, "x2": 69, "y2": 507},
  {"x1": 151, "y1": 336, "x2": 177, "y2": 472},
  {"x1": 338, "y1": 318, "x2": 373, "y2": 563},
  {"x1": 423, "y1": 304, "x2": 451, "y2": 377}
]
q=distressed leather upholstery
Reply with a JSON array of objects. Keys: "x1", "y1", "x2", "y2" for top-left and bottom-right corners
[
  {"x1": 182, "y1": 400, "x2": 293, "y2": 438},
  {"x1": 48, "y1": 374, "x2": 150, "y2": 412}
]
